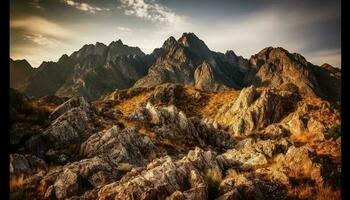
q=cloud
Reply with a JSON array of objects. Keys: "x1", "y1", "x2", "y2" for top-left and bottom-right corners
[
  {"x1": 61, "y1": 0, "x2": 110, "y2": 14},
  {"x1": 10, "y1": 16, "x2": 71, "y2": 39},
  {"x1": 304, "y1": 49, "x2": 341, "y2": 68},
  {"x1": 117, "y1": 26, "x2": 132, "y2": 32},
  {"x1": 29, "y1": 0, "x2": 44, "y2": 10},
  {"x1": 24, "y1": 33, "x2": 62, "y2": 48},
  {"x1": 119, "y1": 0, "x2": 183, "y2": 25}
]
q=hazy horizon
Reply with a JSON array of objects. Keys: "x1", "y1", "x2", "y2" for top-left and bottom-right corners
[{"x1": 10, "y1": 0, "x2": 341, "y2": 68}]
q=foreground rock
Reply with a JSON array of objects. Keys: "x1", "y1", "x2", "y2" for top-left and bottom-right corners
[
  {"x1": 129, "y1": 102, "x2": 234, "y2": 150},
  {"x1": 208, "y1": 86, "x2": 297, "y2": 137},
  {"x1": 80, "y1": 125, "x2": 158, "y2": 166},
  {"x1": 98, "y1": 155, "x2": 207, "y2": 200},
  {"x1": 23, "y1": 97, "x2": 100, "y2": 160}
]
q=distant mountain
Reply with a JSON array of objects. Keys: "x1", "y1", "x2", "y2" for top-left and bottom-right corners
[
  {"x1": 22, "y1": 40, "x2": 155, "y2": 100},
  {"x1": 247, "y1": 47, "x2": 341, "y2": 102},
  {"x1": 10, "y1": 58, "x2": 35, "y2": 89}
]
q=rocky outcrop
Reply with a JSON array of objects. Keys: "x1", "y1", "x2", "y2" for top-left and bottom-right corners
[
  {"x1": 10, "y1": 154, "x2": 47, "y2": 176},
  {"x1": 98, "y1": 153, "x2": 208, "y2": 200},
  {"x1": 218, "y1": 173, "x2": 288, "y2": 200},
  {"x1": 43, "y1": 156, "x2": 123, "y2": 199},
  {"x1": 194, "y1": 61, "x2": 229, "y2": 91},
  {"x1": 279, "y1": 146, "x2": 323, "y2": 184},
  {"x1": 128, "y1": 102, "x2": 234, "y2": 150},
  {"x1": 80, "y1": 125, "x2": 158, "y2": 166},
  {"x1": 210, "y1": 86, "x2": 296, "y2": 137},
  {"x1": 23, "y1": 96, "x2": 99, "y2": 157},
  {"x1": 217, "y1": 138, "x2": 290, "y2": 169}
]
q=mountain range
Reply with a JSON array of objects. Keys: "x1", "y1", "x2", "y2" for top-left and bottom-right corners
[
  {"x1": 9, "y1": 32, "x2": 341, "y2": 200},
  {"x1": 10, "y1": 32, "x2": 340, "y2": 103}
]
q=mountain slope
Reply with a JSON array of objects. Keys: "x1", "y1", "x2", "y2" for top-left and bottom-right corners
[
  {"x1": 23, "y1": 40, "x2": 153, "y2": 100},
  {"x1": 10, "y1": 58, "x2": 35, "y2": 89},
  {"x1": 10, "y1": 84, "x2": 341, "y2": 199},
  {"x1": 134, "y1": 33, "x2": 248, "y2": 91},
  {"x1": 247, "y1": 47, "x2": 341, "y2": 102}
]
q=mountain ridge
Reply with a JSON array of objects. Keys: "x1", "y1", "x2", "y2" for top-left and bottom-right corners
[{"x1": 10, "y1": 33, "x2": 340, "y2": 104}]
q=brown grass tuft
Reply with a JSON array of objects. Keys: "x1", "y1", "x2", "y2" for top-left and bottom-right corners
[{"x1": 10, "y1": 174, "x2": 25, "y2": 192}]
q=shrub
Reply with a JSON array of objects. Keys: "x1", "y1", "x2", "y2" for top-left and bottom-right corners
[
  {"x1": 203, "y1": 168, "x2": 222, "y2": 199},
  {"x1": 326, "y1": 124, "x2": 341, "y2": 139}
]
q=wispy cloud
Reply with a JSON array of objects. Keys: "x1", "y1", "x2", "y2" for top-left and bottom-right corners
[
  {"x1": 24, "y1": 33, "x2": 62, "y2": 48},
  {"x1": 61, "y1": 0, "x2": 110, "y2": 14},
  {"x1": 117, "y1": 26, "x2": 132, "y2": 32},
  {"x1": 304, "y1": 49, "x2": 341, "y2": 68},
  {"x1": 119, "y1": 0, "x2": 183, "y2": 25},
  {"x1": 10, "y1": 16, "x2": 71, "y2": 38},
  {"x1": 29, "y1": 0, "x2": 44, "y2": 10}
]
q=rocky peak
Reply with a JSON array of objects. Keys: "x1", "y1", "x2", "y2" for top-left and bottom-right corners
[
  {"x1": 108, "y1": 39, "x2": 123, "y2": 47},
  {"x1": 178, "y1": 32, "x2": 212, "y2": 59},
  {"x1": 320, "y1": 63, "x2": 340, "y2": 73},
  {"x1": 70, "y1": 42, "x2": 108, "y2": 61},
  {"x1": 225, "y1": 50, "x2": 237, "y2": 58},
  {"x1": 106, "y1": 39, "x2": 145, "y2": 63},
  {"x1": 194, "y1": 61, "x2": 219, "y2": 91},
  {"x1": 162, "y1": 36, "x2": 178, "y2": 50},
  {"x1": 249, "y1": 47, "x2": 321, "y2": 97}
]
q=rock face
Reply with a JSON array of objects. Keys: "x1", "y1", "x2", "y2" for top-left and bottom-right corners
[
  {"x1": 80, "y1": 125, "x2": 158, "y2": 166},
  {"x1": 248, "y1": 47, "x2": 326, "y2": 98},
  {"x1": 10, "y1": 154, "x2": 47, "y2": 176},
  {"x1": 98, "y1": 155, "x2": 208, "y2": 200},
  {"x1": 10, "y1": 58, "x2": 35, "y2": 89},
  {"x1": 194, "y1": 61, "x2": 228, "y2": 91},
  {"x1": 217, "y1": 138, "x2": 290, "y2": 169},
  {"x1": 23, "y1": 96, "x2": 99, "y2": 158},
  {"x1": 22, "y1": 40, "x2": 153, "y2": 100},
  {"x1": 128, "y1": 102, "x2": 234, "y2": 150},
  {"x1": 134, "y1": 33, "x2": 247, "y2": 91},
  {"x1": 210, "y1": 86, "x2": 296, "y2": 137}
]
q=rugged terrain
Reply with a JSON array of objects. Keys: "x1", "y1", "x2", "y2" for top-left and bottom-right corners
[{"x1": 10, "y1": 33, "x2": 341, "y2": 199}]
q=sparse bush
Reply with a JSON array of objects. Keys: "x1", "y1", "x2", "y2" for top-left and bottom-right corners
[
  {"x1": 117, "y1": 163, "x2": 133, "y2": 171},
  {"x1": 10, "y1": 175, "x2": 24, "y2": 191},
  {"x1": 326, "y1": 124, "x2": 341, "y2": 139},
  {"x1": 203, "y1": 168, "x2": 222, "y2": 199}
]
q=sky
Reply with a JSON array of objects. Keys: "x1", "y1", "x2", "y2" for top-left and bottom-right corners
[{"x1": 10, "y1": 0, "x2": 341, "y2": 68}]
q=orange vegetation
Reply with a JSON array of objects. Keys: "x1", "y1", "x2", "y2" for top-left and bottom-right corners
[
  {"x1": 116, "y1": 91, "x2": 153, "y2": 115},
  {"x1": 10, "y1": 175, "x2": 25, "y2": 192},
  {"x1": 200, "y1": 90, "x2": 240, "y2": 118}
]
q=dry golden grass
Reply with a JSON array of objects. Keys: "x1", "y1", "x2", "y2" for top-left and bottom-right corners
[
  {"x1": 161, "y1": 138, "x2": 184, "y2": 150},
  {"x1": 288, "y1": 184, "x2": 340, "y2": 200},
  {"x1": 138, "y1": 126, "x2": 157, "y2": 140},
  {"x1": 10, "y1": 175, "x2": 25, "y2": 192},
  {"x1": 200, "y1": 90, "x2": 240, "y2": 118},
  {"x1": 116, "y1": 91, "x2": 153, "y2": 115},
  {"x1": 203, "y1": 168, "x2": 223, "y2": 199},
  {"x1": 314, "y1": 185, "x2": 341, "y2": 200},
  {"x1": 291, "y1": 131, "x2": 322, "y2": 145},
  {"x1": 117, "y1": 163, "x2": 133, "y2": 171}
]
